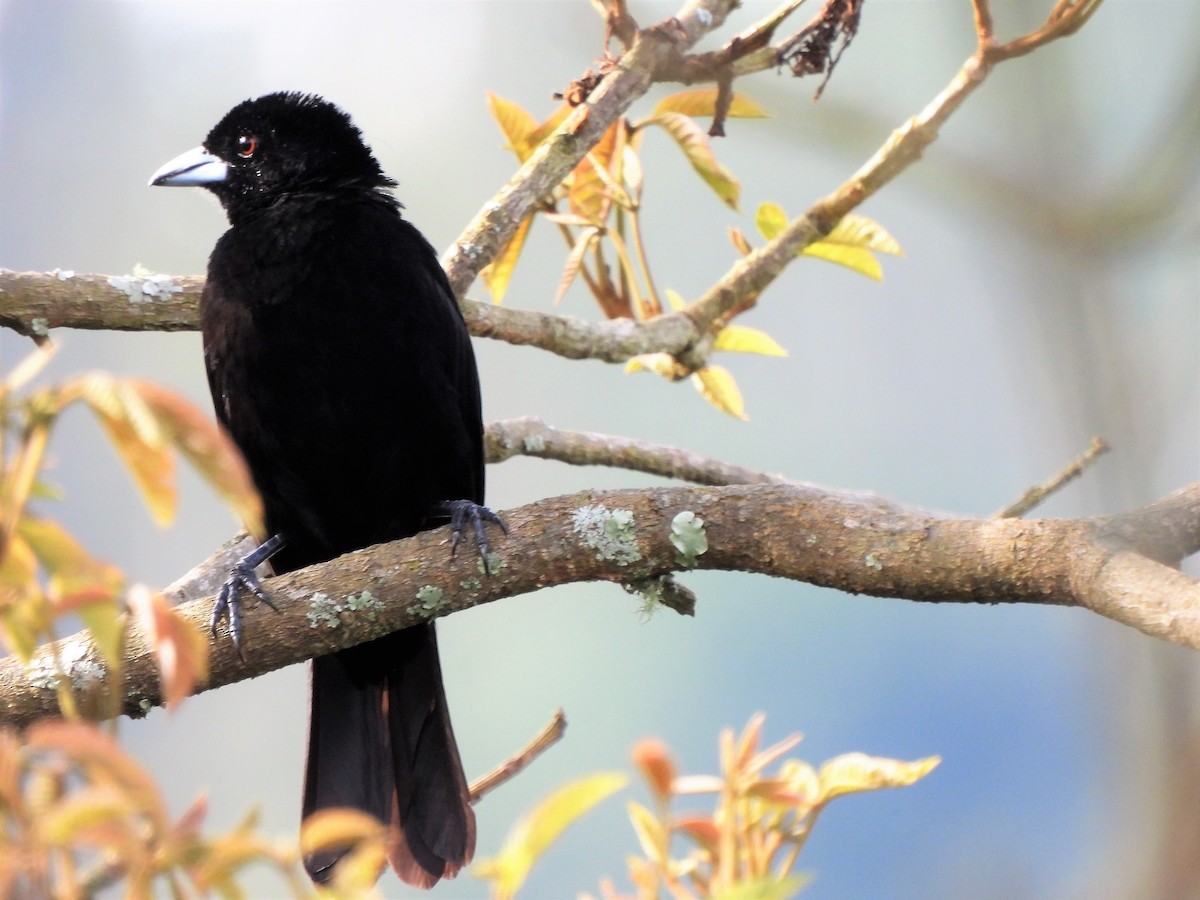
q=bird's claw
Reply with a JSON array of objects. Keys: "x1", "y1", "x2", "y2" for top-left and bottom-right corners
[
  {"x1": 436, "y1": 500, "x2": 507, "y2": 574},
  {"x1": 211, "y1": 534, "x2": 285, "y2": 658}
]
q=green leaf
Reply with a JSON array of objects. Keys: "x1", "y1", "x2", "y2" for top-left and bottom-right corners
[
  {"x1": 647, "y1": 112, "x2": 739, "y2": 210},
  {"x1": 713, "y1": 325, "x2": 788, "y2": 357},
  {"x1": 474, "y1": 772, "x2": 627, "y2": 900},
  {"x1": 692, "y1": 365, "x2": 748, "y2": 420},
  {"x1": 480, "y1": 214, "x2": 534, "y2": 305},
  {"x1": 653, "y1": 88, "x2": 770, "y2": 120}
]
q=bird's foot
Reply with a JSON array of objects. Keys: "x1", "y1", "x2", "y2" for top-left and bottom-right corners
[
  {"x1": 211, "y1": 533, "x2": 285, "y2": 658},
  {"x1": 433, "y1": 500, "x2": 508, "y2": 574}
]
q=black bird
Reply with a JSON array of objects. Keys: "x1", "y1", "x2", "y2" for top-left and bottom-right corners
[{"x1": 150, "y1": 92, "x2": 499, "y2": 888}]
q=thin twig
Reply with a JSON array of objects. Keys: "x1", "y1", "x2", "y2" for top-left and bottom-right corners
[
  {"x1": 993, "y1": 436, "x2": 1110, "y2": 518},
  {"x1": 469, "y1": 709, "x2": 569, "y2": 803}
]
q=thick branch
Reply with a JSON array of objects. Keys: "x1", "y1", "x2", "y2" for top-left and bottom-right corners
[{"x1": 1, "y1": 481, "x2": 1197, "y2": 728}]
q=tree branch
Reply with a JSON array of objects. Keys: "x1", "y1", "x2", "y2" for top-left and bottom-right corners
[
  {"x1": 0, "y1": 0, "x2": 1106, "y2": 374},
  {"x1": 1, "y1": 480, "x2": 1197, "y2": 728}
]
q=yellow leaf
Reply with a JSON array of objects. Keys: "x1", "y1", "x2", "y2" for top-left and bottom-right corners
[
  {"x1": 128, "y1": 585, "x2": 209, "y2": 711},
  {"x1": 648, "y1": 112, "x2": 739, "y2": 210},
  {"x1": 0, "y1": 532, "x2": 38, "y2": 589},
  {"x1": 626, "y1": 800, "x2": 666, "y2": 865},
  {"x1": 474, "y1": 772, "x2": 627, "y2": 900},
  {"x1": 713, "y1": 326, "x2": 788, "y2": 357},
  {"x1": 625, "y1": 353, "x2": 687, "y2": 381},
  {"x1": 555, "y1": 227, "x2": 601, "y2": 304},
  {"x1": 20, "y1": 515, "x2": 123, "y2": 600},
  {"x1": 755, "y1": 202, "x2": 788, "y2": 241},
  {"x1": 692, "y1": 366, "x2": 748, "y2": 420},
  {"x1": 299, "y1": 807, "x2": 386, "y2": 859},
  {"x1": 77, "y1": 374, "x2": 175, "y2": 527},
  {"x1": 480, "y1": 214, "x2": 533, "y2": 305},
  {"x1": 800, "y1": 243, "x2": 883, "y2": 281},
  {"x1": 526, "y1": 105, "x2": 573, "y2": 154},
  {"x1": 487, "y1": 92, "x2": 538, "y2": 162},
  {"x1": 713, "y1": 875, "x2": 811, "y2": 900},
  {"x1": 817, "y1": 752, "x2": 940, "y2": 803},
  {"x1": 1, "y1": 341, "x2": 57, "y2": 398},
  {"x1": 729, "y1": 227, "x2": 753, "y2": 256},
  {"x1": 129, "y1": 379, "x2": 264, "y2": 538},
  {"x1": 26, "y1": 720, "x2": 167, "y2": 828},
  {"x1": 663, "y1": 289, "x2": 687, "y2": 313},
  {"x1": 653, "y1": 89, "x2": 770, "y2": 120},
  {"x1": 825, "y1": 214, "x2": 904, "y2": 256},
  {"x1": 36, "y1": 785, "x2": 133, "y2": 846}
]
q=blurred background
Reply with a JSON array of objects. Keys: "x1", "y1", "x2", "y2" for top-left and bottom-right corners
[{"x1": 1, "y1": 0, "x2": 1198, "y2": 896}]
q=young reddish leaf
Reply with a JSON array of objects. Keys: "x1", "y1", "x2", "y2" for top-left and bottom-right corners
[
  {"x1": 673, "y1": 814, "x2": 721, "y2": 853},
  {"x1": 76, "y1": 374, "x2": 175, "y2": 527},
  {"x1": 481, "y1": 213, "x2": 534, "y2": 305},
  {"x1": 713, "y1": 326, "x2": 788, "y2": 357},
  {"x1": 647, "y1": 112, "x2": 740, "y2": 210},
  {"x1": 128, "y1": 379, "x2": 265, "y2": 539},
  {"x1": 632, "y1": 738, "x2": 676, "y2": 801},
  {"x1": 692, "y1": 366, "x2": 748, "y2": 420},
  {"x1": 128, "y1": 585, "x2": 209, "y2": 711},
  {"x1": 817, "y1": 752, "x2": 940, "y2": 803},
  {"x1": 652, "y1": 89, "x2": 770, "y2": 120},
  {"x1": 729, "y1": 227, "x2": 753, "y2": 256},
  {"x1": 570, "y1": 122, "x2": 622, "y2": 222},
  {"x1": 556, "y1": 227, "x2": 600, "y2": 304},
  {"x1": 475, "y1": 772, "x2": 627, "y2": 900},
  {"x1": 487, "y1": 92, "x2": 539, "y2": 162}
]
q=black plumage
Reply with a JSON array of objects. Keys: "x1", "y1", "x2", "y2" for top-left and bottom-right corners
[{"x1": 151, "y1": 91, "x2": 486, "y2": 887}]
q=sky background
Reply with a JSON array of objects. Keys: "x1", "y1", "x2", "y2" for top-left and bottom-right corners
[{"x1": 1, "y1": 1, "x2": 1199, "y2": 897}]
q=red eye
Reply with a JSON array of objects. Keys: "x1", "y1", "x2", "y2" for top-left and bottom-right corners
[{"x1": 236, "y1": 135, "x2": 258, "y2": 158}]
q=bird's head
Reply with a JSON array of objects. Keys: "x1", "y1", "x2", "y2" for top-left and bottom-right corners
[{"x1": 150, "y1": 91, "x2": 395, "y2": 221}]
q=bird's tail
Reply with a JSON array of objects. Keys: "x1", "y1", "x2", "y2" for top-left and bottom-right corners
[{"x1": 302, "y1": 623, "x2": 475, "y2": 888}]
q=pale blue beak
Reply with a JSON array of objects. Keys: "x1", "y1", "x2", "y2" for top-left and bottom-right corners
[{"x1": 149, "y1": 146, "x2": 228, "y2": 187}]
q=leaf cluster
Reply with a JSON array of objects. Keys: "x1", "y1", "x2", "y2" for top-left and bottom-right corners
[
  {"x1": 481, "y1": 88, "x2": 901, "y2": 418},
  {"x1": 475, "y1": 713, "x2": 938, "y2": 899}
]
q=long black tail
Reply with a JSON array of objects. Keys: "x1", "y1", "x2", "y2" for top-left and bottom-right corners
[{"x1": 301, "y1": 623, "x2": 475, "y2": 888}]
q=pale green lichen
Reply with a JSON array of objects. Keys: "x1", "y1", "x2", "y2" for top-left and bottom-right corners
[
  {"x1": 307, "y1": 592, "x2": 344, "y2": 629},
  {"x1": 107, "y1": 267, "x2": 184, "y2": 304},
  {"x1": 345, "y1": 590, "x2": 382, "y2": 621},
  {"x1": 460, "y1": 577, "x2": 482, "y2": 592},
  {"x1": 476, "y1": 552, "x2": 506, "y2": 575},
  {"x1": 670, "y1": 511, "x2": 708, "y2": 568},
  {"x1": 29, "y1": 317, "x2": 48, "y2": 337},
  {"x1": 572, "y1": 504, "x2": 642, "y2": 567},
  {"x1": 865, "y1": 553, "x2": 883, "y2": 571},
  {"x1": 523, "y1": 434, "x2": 546, "y2": 453},
  {"x1": 415, "y1": 584, "x2": 448, "y2": 615}
]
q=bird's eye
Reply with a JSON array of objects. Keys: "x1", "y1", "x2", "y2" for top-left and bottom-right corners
[{"x1": 236, "y1": 135, "x2": 258, "y2": 158}]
